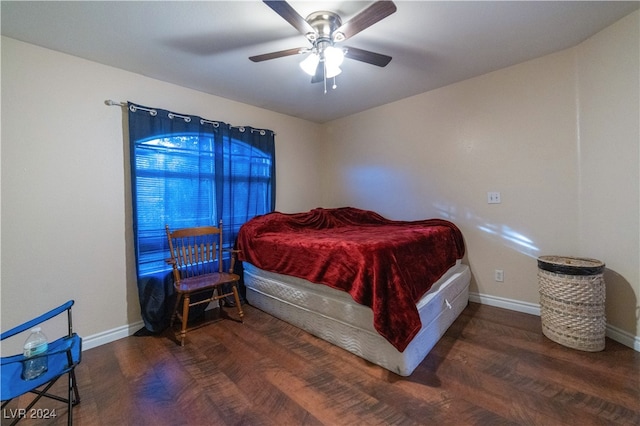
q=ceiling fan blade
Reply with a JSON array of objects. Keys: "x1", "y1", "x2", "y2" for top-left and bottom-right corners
[
  {"x1": 311, "y1": 62, "x2": 324, "y2": 83},
  {"x1": 334, "y1": 1, "x2": 397, "y2": 41},
  {"x1": 344, "y1": 46, "x2": 392, "y2": 67},
  {"x1": 249, "y1": 47, "x2": 305, "y2": 62},
  {"x1": 263, "y1": 1, "x2": 316, "y2": 37}
]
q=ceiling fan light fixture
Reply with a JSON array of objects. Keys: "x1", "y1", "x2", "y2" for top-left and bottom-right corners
[
  {"x1": 324, "y1": 45, "x2": 345, "y2": 67},
  {"x1": 325, "y1": 64, "x2": 342, "y2": 79},
  {"x1": 300, "y1": 53, "x2": 320, "y2": 76}
]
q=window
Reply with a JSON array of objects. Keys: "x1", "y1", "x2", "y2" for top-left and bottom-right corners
[{"x1": 133, "y1": 133, "x2": 274, "y2": 276}]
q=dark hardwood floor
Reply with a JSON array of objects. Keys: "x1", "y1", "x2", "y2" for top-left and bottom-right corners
[{"x1": 4, "y1": 302, "x2": 639, "y2": 425}]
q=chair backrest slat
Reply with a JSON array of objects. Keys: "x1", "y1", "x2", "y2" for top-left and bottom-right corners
[{"x1": 165, "y1": 224, "x2": 225, "y2": 283}]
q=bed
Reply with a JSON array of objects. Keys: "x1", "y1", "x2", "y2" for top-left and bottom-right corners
[{"x1": 236, "y1": 207, "x2": 470, "y2": 376}]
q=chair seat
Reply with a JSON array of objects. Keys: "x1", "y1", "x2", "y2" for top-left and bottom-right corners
[
  {"x1": 1, "y1": 334, "x2": 82, "y2": 401},
  {"x1": 175, "y1": 272, "x2": 240, "y2": 293}
]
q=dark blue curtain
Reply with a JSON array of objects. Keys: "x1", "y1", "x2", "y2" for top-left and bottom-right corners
[{"x1": 128, "y1": 102, "x2": 275, "y2": 332}]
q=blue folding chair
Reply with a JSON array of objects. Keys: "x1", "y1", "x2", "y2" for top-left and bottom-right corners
[{"x1": 1, "y1": 300, "x2": 82, "y2": 425}]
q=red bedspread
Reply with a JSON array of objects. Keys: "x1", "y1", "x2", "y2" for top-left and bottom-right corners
[{"x1": 237, "y1": 207, "x2": 465, "y2": 352}]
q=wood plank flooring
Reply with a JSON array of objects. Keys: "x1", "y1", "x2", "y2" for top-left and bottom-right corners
[{"x1": 4, "y1": 302, "x2": 639, "y2": 425}]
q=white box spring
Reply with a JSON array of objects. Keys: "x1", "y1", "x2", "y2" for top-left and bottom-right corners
[{"x1": 243, "y1": 261, "x2": 470, "y2": 376}]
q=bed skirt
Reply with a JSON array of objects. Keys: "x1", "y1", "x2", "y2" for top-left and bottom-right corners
[{"x1": 243, "y1": 261, "x2": 471, "y2": 376}]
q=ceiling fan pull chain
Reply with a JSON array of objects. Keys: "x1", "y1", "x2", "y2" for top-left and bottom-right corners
[{"x1": 323, "y1": 62, "x2": 328, "y2": 94}]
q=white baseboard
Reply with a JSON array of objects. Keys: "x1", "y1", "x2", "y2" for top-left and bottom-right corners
[
  {"x1": 469, "y1": 291, "x2": 639, "y2": 352},
  {"x1": 469, "y1": 292, "x2": 540, "y2": 316},
  {"x1": 81, "y1": 303, "x2": 217, "y2": 350},
  {"x1": 82, "y1": 320, "x2": 144, "y2": 351},
  {"x1": 605, "y1": 323, "x2": 640, "y2": 351}
]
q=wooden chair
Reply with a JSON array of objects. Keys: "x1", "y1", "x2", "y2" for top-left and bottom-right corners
[{"x1": 165, "y1": 222, "x2": 244, "y2": 346}]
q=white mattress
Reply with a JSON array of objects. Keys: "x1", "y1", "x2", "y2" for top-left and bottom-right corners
[{"x1": 243, "y1": 261, "x2": 470, "y2": 376}]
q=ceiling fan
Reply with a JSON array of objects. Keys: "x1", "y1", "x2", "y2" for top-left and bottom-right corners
[{"x1": 249, "y1": 0, "x2": 397, "y2": 92}]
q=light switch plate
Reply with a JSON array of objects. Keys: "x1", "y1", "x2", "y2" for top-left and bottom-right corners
[{"x1": 488, "y1": 192, "x2": 501, "y2": 204}]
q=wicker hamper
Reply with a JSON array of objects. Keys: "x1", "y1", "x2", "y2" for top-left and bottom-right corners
[{"x1": 538, "y1": 256, "x2": 606, "y2": 351}]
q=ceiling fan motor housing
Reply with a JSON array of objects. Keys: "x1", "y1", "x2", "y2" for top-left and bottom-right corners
[{"x1": 305, "y1": 11, "x2": 344, "y2": 44}]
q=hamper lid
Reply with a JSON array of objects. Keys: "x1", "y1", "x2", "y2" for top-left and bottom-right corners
[{"x1": 537, "y1": 255, "x2": 605, "y2": 276}]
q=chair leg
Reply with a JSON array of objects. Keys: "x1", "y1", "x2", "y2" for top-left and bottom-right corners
[
  {"x1": 180, "y1": 295, "x2": 190, "y2": 346},
  {"x1": 231, "y1": 285, "x2": 244, "y2": 323},
  {"x1": 169, "y1": 295, "x2": 181, "y2": 328},
  {"x1": 67, "y1": 370, "x2": 75, "y2": 426},
  {"x1": 217, "y1": 287, "x2": 224, "y2": 310}
]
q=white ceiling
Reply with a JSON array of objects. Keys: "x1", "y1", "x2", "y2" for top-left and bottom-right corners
[{"x1": 2, "y1": 1, "x2": 638, "y2": 123}]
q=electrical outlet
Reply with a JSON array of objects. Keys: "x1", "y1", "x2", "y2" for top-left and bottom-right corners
[
  {"x1": 488, "y1": 192, "x2": 501, "y2": 204},
  {"x1": 495, "y1": 269, "x2": 504, "y2": 282}
]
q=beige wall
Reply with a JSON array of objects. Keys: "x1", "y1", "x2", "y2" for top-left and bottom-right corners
[
  {"x1": 575, "y1": 12, "x2": 639, "y2": 341},
  {"x1": 1, "y1": 36, "x2": 323, "y2": 353},
  {"x1": 321, "y1": 11, "x2": 639, "y2": 345}
]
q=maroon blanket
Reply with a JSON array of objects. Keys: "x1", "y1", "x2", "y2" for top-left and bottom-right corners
[{"x1": 237, "y1": 207, "x2": 465, "y2": 352}]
